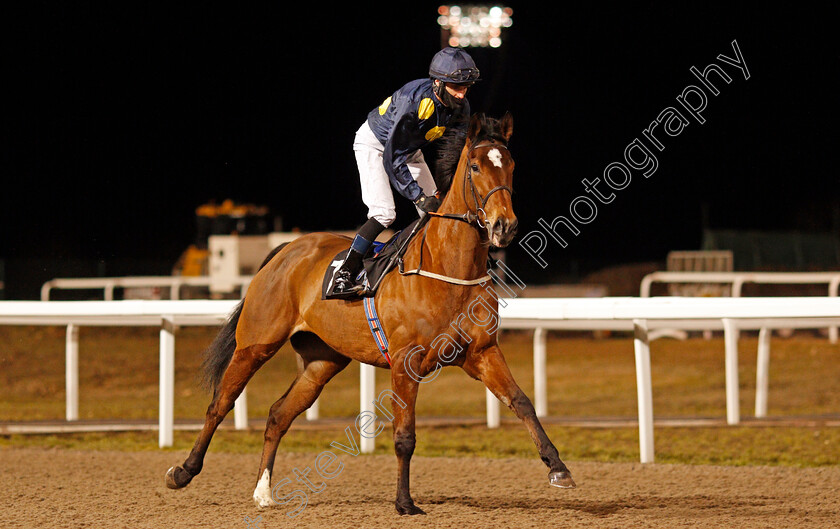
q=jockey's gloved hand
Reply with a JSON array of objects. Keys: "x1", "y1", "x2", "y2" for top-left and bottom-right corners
[{"x1": 413, "y1": 193, "x2": 441, "y2": 213}]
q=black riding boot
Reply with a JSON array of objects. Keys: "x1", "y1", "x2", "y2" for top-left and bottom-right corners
[{"x1": 333, "y1": 218, "x2": 386, "y2": 294}]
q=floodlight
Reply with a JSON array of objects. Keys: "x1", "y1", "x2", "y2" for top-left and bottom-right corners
[{"x1": 438, "y1": 5, "x2": 513, "y2": 48}]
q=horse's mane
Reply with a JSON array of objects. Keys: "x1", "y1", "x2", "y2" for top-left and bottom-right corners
[{"x1": 433, "y1": 113, "x2": 509, "y2": 194}]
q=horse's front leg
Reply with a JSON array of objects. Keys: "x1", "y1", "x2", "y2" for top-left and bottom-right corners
[
  {"x1": 462, "y1": 345, "x2": 576, "y2": 488},
  {"x1": 389, "y1": 367, "x2": 425, "y2": 515}
]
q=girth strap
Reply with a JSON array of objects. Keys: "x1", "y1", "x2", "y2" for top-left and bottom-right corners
[{"x1": 363, "y1": 296, "x2": 391, "y2": 365}]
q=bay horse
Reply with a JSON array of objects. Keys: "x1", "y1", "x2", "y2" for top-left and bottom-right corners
[{"x1": 165, "y1": 112, "x2": 576, "y2": 515}]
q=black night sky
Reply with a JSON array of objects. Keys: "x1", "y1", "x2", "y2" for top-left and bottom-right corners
[{"x1": 1, "y1": 3, "x2": 838, "y2": 298}]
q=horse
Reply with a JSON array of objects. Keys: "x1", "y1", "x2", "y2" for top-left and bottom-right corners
[{"x1": 165, "y1": 112, "x2": 576, "y2": 515}]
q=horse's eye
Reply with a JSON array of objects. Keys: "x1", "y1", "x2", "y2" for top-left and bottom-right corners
[{"x1": 471, "y1": 164, "x2": 480, "y2": 172}]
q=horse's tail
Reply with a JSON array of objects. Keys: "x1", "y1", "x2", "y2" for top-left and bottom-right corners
[
  {"x1": 200, "y1": 298, "x2": 244, "y2": 393},
  {"x1": 200, "y1": 242, "x2": 290, "y2": 393}
]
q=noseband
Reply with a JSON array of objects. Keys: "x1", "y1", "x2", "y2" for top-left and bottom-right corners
[{"x1": 428, "y1": 140, "x2": 513, "y2": 229}]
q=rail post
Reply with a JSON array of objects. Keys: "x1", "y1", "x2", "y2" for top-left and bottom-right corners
[
  {"x1": 754, "y1": 327, "x2": 771, "y2": 418},
  {"x1": 633, "y1": 319, "x2": 655, "y2": 463},
  {"x1": 830, "y1": 277, "x2": 839, "y2": 344},
  {"x1": 360, "y1": 363, "x2": 376, "y2": 453},
  {"x1": 234, "y1": 388, "x2": 248, "y2": 430},
  {"x1": 533, "y1": 327, "x2": 547, "y2": 417},
  {"x1": 722, "y1": 318, "x2": 740, "y2": 425},
  {"x1": 65, "y1": 324, "x2": 79, "y2": 421},
  {"x1": 159, "y1": 316, "x2": 175, "y2": 447}
]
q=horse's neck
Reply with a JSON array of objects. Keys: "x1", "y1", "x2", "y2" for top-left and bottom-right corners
[
  {"x1": 422, "y1": 215, "x2": 488, "y2": 279},
  {"x1": 409, "y1": 157, "x2": 488, "y2": 280}
]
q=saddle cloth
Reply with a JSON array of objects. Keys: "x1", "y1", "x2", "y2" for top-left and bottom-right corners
[{"x1": 321, "y1": 219, "x2": 420, "y2": 300}]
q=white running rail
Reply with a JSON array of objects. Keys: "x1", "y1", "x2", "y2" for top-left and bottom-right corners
[
  {"x1": 640, "y1": 271, "x2": 840, "y2": 342},
  {"x1": 2, "y1": 297, "x2": 839, "y2": 462},
  {"x1": 41, "y1": 275, "x2": 254, "y2": 301}
]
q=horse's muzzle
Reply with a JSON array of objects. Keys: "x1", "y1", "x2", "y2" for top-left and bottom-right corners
[{"x1": 490, "y1": 217, "x2": 518, "y2": 247}]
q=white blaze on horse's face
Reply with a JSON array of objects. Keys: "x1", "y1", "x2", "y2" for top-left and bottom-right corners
[
  {"x1": 487, "y1": 148, "x2": 503, "y2": 168},
  {"x1": 475, "y1": 145, "x2": 517, "y2": 248}
]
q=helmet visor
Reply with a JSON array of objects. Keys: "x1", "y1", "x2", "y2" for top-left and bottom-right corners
[{"x1": 446, "y1": 67, "x2": 481, "y2": 83}]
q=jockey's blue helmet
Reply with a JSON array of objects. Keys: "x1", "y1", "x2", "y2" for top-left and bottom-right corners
[{"x1": 429, "y1": 47, "x2": 481, "y2": 85}]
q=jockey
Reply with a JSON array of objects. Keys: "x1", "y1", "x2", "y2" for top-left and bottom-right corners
[{"x1": 333, "y1": 47, "x2": 480, "y2": 294}]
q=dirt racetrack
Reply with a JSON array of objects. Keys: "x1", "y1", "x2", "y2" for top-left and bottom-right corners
[{"x1": 3, "y1": 447, "x2": 839, "y2": 529}]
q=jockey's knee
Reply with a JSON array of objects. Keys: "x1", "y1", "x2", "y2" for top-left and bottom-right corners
[{"x1": 371, "y1": 211, "x2": 395, "y2": 228}]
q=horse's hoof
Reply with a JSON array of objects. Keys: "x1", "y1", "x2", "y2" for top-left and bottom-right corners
[
  {"x1": 253, "y1": 496, "x2": 275, "y2": 509},
  {"x1": 253, "y1": 469, "x2": 275, "y2": 508},
  {"x1": 395, "y1": 502, "x2": 427, "y2": 516},
  {"x1": 549, "y1": 470, "x2": 576, "y2": 489},
  {"x1": 165, "y1": 466, "x2": 194, "y2": 489}
]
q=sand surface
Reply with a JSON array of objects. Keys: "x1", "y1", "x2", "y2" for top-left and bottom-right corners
[{"x1": 3, "y1": 447, "x2": 839, "y2": 528}]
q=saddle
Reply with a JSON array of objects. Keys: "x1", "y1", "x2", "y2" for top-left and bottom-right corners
[{"x1": 322, "y1": 218, "x2": 423, "y2": 301}]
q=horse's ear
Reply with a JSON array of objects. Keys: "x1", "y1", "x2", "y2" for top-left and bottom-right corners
[
  {"x1": 467, "y1": 113, "x2": 483, "y2": 142},
  {"x1": 499, "y1": 112, "x2": 513, "y2": 143}
]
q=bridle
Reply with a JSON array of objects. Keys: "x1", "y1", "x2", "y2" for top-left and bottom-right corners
[
  {"x1": 393, "y1": 138, "x2": 515, "y2": 287},
  {"x1": 427, "y1": 139, "x2": 513, "y2": 229}
]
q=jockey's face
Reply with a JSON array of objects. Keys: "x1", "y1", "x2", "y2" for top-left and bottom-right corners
[
  {"x1": 433, "y1": 79, "x2": 471, "y2": 109},
  {"x1": 444, "y1": 82, "x2": 470, "y2": 100}
]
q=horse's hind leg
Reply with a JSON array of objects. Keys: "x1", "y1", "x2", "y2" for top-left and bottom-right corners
[
  {"x1": 252, "y1": 332, "x2": 351, "y2": 508},
  {"x1": 165, "y1": 340, "x2": 283, "y2": 489},
  {"x1": 461, "y1": 345, "x2": 576, "y2": 489}
]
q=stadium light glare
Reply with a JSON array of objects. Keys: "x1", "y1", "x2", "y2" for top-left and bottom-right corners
[{"x1": 437, "y1": 5, "x2": 512, "y2": 48}]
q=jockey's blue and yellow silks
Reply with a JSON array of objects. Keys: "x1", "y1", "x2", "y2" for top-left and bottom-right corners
[{"x1": 367, "y1": 78, "x2": 470, "y2": 202}]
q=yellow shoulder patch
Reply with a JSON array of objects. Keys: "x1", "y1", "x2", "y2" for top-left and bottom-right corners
[
  {"x1": 425, "y1": 126, "x2": 446, "y2": 141},
  {"x1": 418, "y1": 98, "x2": 435, "y2": 120},
  {"x1": 378, "y1": 96, "x2": 392, "y2": 115}
]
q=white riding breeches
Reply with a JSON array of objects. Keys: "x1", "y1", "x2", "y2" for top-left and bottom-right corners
[{"x1": 353, "y1": 121, "x2": 437, "y2": 227}]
